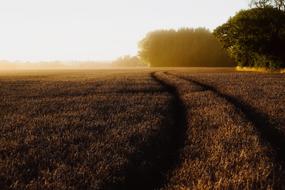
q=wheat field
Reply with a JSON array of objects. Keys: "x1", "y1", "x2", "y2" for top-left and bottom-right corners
[{"x1": 1, "y1": 68, "x2": 284, "y2": 189}]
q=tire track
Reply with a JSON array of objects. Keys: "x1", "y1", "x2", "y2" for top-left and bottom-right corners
[
  {"x1": 111, "y1": 71, "x2": 284, "y2": 189},
  {"x1": 167, "y1": 71, "x2": 285, "y2": 179},
  {"x1": 109, "y1": 72, "x2": 187, "y2": 190},
  {"x1": 157, "y1": 71, "x2": 283, "y2": 189}
]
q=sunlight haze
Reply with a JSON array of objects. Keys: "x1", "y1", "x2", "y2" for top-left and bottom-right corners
[{"x1": 0, "y1": 0, "x2": 248, "y2": 61}]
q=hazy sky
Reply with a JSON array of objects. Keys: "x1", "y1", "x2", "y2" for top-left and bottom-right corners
[{"x1": 0, "y1": 0, "x2": 249, "y2": 61}]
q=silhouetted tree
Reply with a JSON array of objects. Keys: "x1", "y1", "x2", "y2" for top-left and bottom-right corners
[
  {"x1": 274, "y1": 0, "x2": 285, "y2": 9},
  {"x1": 138, "y1": 28, "x2": 233, "y2": 67},
  {"x1": 214, "y1": 7, "x2": 285, "y2": 69},
  {"x1": 250, "y1": 0, "x2": 272, "y2": 8},
  {"x1": 250, "y1": 0, "x2": 285, "y2": 10}
]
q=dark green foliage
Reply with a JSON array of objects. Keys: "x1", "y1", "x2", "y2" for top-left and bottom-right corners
[
  {"x1": 138, "y1": 28, "x2": 234, "y2": 67},
  {"x1": 214, "y1": 7, "x2": 285, "y2": 69}
]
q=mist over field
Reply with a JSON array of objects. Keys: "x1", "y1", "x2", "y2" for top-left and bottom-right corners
[{"x1": 0, "y1": 61, "x2": 112, "y2": 70}]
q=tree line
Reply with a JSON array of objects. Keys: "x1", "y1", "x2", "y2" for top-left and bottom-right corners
[
  {"x1": 138, "y1": 0, "x2": 285, "y2": 69},
  {"x1": 112, "y1": 55, "x2": 146, "y2": 67},
  {"x1": 138, "y1": 28, "x2": 233, "y2": 67}
]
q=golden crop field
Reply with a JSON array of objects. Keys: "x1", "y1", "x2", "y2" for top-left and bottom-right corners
[{"x1": 0, "y1": 68, "x2": 284, "y2": 189}]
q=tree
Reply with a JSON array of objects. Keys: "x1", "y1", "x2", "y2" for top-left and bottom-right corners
[
  {"x1": 250, "y1": 0, "x2": 272, "y2": 8},
  {"x1": 112, "y1": 55, "x2": 146, "y2": 67},
  {"x1": 214, "y1": 7, "x2": 285, "y2": 69},
  {"x1": 250, "y1": 0, "x2": 285, "y2": 10},
  {"x1": 274, "y1": 0, "x2": 285, "y2": 10},
  {"x1": 138, "y1": 28, "x2": 233, "y2": 67}
]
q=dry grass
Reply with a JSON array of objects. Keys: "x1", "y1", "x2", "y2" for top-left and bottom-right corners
[
  {"x1": 236, "y1": 66, "x2": 270, "y2": 73},
  {"x1": 236, "y1": 66, "x2": 285, "y2": 73}
]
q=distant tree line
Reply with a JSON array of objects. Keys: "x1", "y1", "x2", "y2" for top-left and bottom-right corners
[
  {"x1": 214, "y1": 1, "x2": 285, "y2": 69},
  {"x1": 138, "y1": 28, "x2": 234, "y2": 67},
  {"x1": 112, "y1": 55, "x2": 146, "y2": 67}
]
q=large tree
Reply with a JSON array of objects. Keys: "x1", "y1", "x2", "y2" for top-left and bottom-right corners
[
  {"x1": 214, "y1": 7, "x2": 285, "y2": 68},
  {"x1": 138, "y1": 28, "x2": 233, "y2": 67}
]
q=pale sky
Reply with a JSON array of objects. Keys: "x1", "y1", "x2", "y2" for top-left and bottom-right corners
[{"x1": 0, "y1": 0, "x2": 249, "y2": 61}]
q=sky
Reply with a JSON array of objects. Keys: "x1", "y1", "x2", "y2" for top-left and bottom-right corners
[{"x1": 0, "y1": 0, "x2": 249, "y2": 62}]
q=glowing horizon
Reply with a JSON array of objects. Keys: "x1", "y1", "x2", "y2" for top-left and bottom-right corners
[{"x1": 0, "y1": 0, "x2": 248, "y2": 62}]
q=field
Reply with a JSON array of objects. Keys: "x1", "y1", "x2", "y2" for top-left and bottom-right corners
[{"x1": 0, "y1": 68, "x2": 284, "y2": 189}]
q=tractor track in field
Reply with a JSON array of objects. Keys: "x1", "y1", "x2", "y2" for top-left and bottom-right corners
[
  {"x1": 112, "y1": 71, "x2": 285, "y2": 189},
  {"x1": 167, "y1": 71, "x2": 285, "y2": 172},
  {"x1": 108, "y1": 72, "x2": 187, "y2": 190}
]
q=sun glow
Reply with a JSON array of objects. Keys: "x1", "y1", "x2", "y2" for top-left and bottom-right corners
[{"x1": 0, "y1": 0, "x2": 248, "y2": 62}]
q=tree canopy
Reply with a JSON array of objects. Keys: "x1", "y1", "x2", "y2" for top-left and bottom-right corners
[
  {"x1": 250, "y1": 0, "x2": 285, "y2": 10},
  {"x1": 214, "y1": 7, "x2": 285, "y2": 69},
  {"x1": 138, "y1": 28, "x2": 234, "y2": 67}
]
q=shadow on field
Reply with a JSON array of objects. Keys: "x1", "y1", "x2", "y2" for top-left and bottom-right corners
[
  {"x1": 104, "y1": 73, "x2": 187, "y2": 190},
  {"x1": 169, "y1": 72, "x2": 285, "y2": 171}
]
